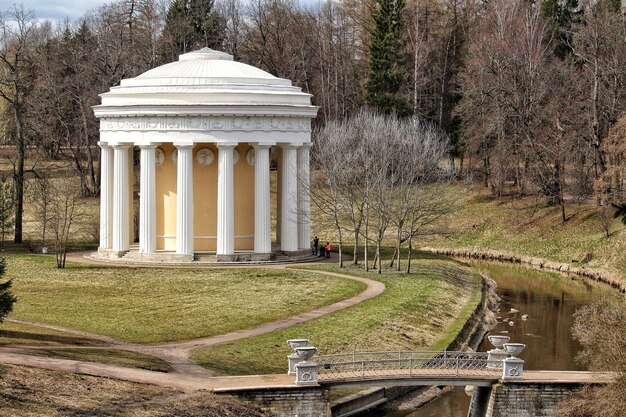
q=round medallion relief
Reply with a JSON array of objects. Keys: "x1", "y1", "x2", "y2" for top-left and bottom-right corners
[
  {"x1": 171, "y1": 149, "x2": 178, "y2": 164},
  {"x1": 155, "y1": 148, "x2": 165, "y2": 166},
  {"x1": 233, "y1": 149, "x2": 240, "y2": 165},
  {"x1": 246, "y1": 148, "x2": 255, "y2": 166},
  {"x1": 195, "y1": 148, "x2": 215, "y2": 166}
]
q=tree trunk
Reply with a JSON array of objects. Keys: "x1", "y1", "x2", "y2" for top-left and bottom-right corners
[
  {"x1": 407, "y1": 234, "x2": 413, "y2": 274},
  {"x1": 80, "y1": 101, "x2": 97, "y2": 196},
  {"x1": 353, "y1": 230, "x2": 359, "y2": 265},
  {"x1": 377, "y1": 239, "x2": 382, "y2": 274},
  {"x1": 13, "y1": 104, "x2": 24, "y2": 244},
  {"x1": 364, "y1": 204, "x2": 369, "y2": 272},
  {"x1": 396, "y1": 231, "x2": 401, "y2": 272},
  {"x1": 389, "y1": 247, "x2": 397, "y2": 268}
]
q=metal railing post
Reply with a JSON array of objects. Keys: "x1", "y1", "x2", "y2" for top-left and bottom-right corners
[
  {"x1": 361, "y1": 360, "x2": 365, "y2": 377},
  {"x1": 456, "y1": 356, "x2": 459, "y2": 376}
]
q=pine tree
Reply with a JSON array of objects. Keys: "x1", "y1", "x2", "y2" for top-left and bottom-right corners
[
  {"x1": 0, "y1": 256, "x2": 17, "y2": 323},
  {"x1": 366, "y1": 0, "x2": 411, "y2": 116},
  {"x1": 163, "y1": 0, "x2": 223, "y2": 57},
  {"x1": 541, "y1": 0, "x2": 581, "y2": 58}
]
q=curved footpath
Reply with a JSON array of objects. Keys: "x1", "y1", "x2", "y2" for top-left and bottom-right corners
[{"x1": 0, "y1": 262, "x2": 385, "y2": 383}]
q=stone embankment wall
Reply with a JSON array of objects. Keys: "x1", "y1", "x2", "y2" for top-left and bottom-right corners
[
  {"x1": 422, "y1": 247, "x2": 626, "y2": 294},
  {"x1": 468, "y1": 382, "x2": 590, "y2": 417},
  {"x1": 234, "y1": 387, "x2": 331, "y2": 417}
]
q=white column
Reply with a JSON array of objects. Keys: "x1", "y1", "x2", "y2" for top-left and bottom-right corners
[
  {"x1": 175, "y1": 144, "x2": 194, "y2": 256},
  {"x1": 217, "y1": 143, "x2": 236, "y2": 255},
  {"x1": 297, "y1": 144, "x2": 311, "y2": 250},
  {"x1": 280, "y1": 144, "x2": 299, "y2": 252},
  {"x1": 99, "y1": 143, "x2": 114, "y2": 250},
  {"x1": 254, "y1": 144, "x2": 272, "y2": 253},
  {"x1": 139, "y1": 145, "x2": 157, "y2": 254},
  {"x1": 112, "y1": 144, "x2": 131, "y2": 254}
]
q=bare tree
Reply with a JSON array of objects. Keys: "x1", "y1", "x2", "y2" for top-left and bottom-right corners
[
  {"x1": 0, "y1": 5, "x2": 40, "y2": 243},
  {"x1": 313, "y1": 109, "x2": 452, "y2": 273},
  {"x1": 30, "y1": 174, "x2": 53, "y2": 249},
  {"x1": 49, "y1": 176, "x2": 82, "y2": 268},
  {"x1": 557, "y1": 298, "x2": 626, "y2": 417}
]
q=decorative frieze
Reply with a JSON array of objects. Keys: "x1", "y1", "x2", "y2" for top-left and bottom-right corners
[{"x1": 100, "y1": 116, "x2": 311, "y2": 133}]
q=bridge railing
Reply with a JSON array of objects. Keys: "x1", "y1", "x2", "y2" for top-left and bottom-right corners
[{"x1": 312, "y1": 350, "x2": 498, "y2": 381}]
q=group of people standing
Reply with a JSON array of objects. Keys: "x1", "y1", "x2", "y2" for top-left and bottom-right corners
[{"x1": 312, "y1": 236, "x2": 331, "y2": 258}]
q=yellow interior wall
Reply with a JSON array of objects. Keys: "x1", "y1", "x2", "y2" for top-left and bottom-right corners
[
  {"x1": 233, "y1": 143, "x2": 254, "y2": 250},
  {"x1": 154, "y1": 142, "x2": 255, "y2": 252},
  {"x1": 156, "y1": 143, "x2": 177, "y2": 250},
  {"x1": 193, "y1": 144, "x2": 218, "y2": 250}
]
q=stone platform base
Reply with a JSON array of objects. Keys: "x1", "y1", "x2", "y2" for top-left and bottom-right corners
[
  {"x1": 215, "y1": 253, "x2": 275, "y2": 262},
  {"x1": 121, "y1": 252, "x2": 195, "y2": 263},
  {"x1": 89, "y1": 248, "x2": 319, "y2": 266},
  {"x1": 97, "y1": 248, "x2": 129, "y2": 259}
]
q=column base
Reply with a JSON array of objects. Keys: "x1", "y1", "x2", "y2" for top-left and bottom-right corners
[
  {"x1": 283, "y1": 249, "x2": 312, "y2": 257},
  {"x1": 97, "y1": 248, "x2": 128, "y2": 259},
  {"x1": 123, "y1": 252, "x2": 194, "y2": 263},
  {"x1": 216, "y1": 253, "x2": 276, "y2": 262}
]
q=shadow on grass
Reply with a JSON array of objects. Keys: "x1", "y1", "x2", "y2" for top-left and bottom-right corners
[
  {"x1": 30, "y1": 348, "x2": 173, "y2": 373},
  {"x1": 0, "y1": 330, "x2": 103, "y2": 346}
]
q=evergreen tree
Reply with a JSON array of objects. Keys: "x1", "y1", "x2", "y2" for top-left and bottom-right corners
[
  {"x1": 0, "y1": 256, "x2": 16, "y2": 323},
  {"x1": 163, "y1": 0, "x2": 223, "y2": 57},
  {"x1": 366, "y1": 0, "x2": 411, "y2": 116},
  {"x1": 0, "y1": 177, "x2": 15, "y2": 246},
  {"x1": 541, "y1": 0, "x2": 581, "y2": 58}
]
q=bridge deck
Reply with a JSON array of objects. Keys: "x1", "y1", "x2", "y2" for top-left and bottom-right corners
[{"x1": 1, "y1": 352, "x2": 614, "y2": 393}]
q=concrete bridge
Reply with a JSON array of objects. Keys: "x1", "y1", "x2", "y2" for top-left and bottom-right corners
[
  {"x1": 312, "y1": 350, "x2": 502, "y2": 389},
  {"x1": 269, "y1": 341, "x2": 615, "y2": 417},
  {"x1": 290, "y1": 345, "x2": 527, "y2": 388}
]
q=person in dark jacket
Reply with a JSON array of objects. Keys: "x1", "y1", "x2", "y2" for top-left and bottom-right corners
[{"x1": 313, "y1": 236, "x2": 319, "y2": 255}]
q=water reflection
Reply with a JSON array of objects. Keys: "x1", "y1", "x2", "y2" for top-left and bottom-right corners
[{"x1": 359, "y1": 261, "x2": 616, "y2": 417}]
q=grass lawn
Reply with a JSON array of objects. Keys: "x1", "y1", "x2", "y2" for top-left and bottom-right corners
[
  {"x1": 3, "y1": 255, "x2": 366, "y2": 344},
  {"x1": 190, "y1": 257, "x2": 482, "y2": 375},
  {"x1": 0, "y1": 364, "x2": 267, "y2": 417},
  {"x1": 422, "y1": 186, "x2": 626, "y2": 275},
  {"x1": 26, "y1": 348, "x2": 172, "y2": 372}
]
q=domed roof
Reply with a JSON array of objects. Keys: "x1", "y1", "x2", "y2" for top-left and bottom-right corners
[{"x1": 93, "y1": 48, "x2": 317, "y2": 117}]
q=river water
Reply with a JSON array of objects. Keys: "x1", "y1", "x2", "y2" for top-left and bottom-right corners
[{"x1": 360, "y1": 261, "x2": 616, "y2": 417}]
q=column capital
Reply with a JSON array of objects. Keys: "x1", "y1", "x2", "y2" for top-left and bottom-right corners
[
  {"x1": 112, "y1": 143, "x2": 133, "y2": 150},
  {"x1": 301, "y1": 142, "x2": 313, "y2": 149},
  {"x1": 251, "y1": 142, "x2": 275, "y2": 149},
  {"x1": 216, "y1": 142, "x2": 238, "y2": 149},
  {"x1": 98, "y1": 141, "x2": 111, "y2": 149},
  {"x1": 139, "y1": 144, "x2": 159, "y2": 150},
  {"x1": 173, "y1": 142, "x2": 195, "y2": 149},
  {"x1": 279, "y1": 142, "x2": 302, "y2": 149}
]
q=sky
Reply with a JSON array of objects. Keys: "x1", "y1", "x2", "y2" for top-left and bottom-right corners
[
  {"x1": 10, "y1": 0, "x2": 110, "y2": 22},
  {"x1": 9, "y1": 0, "x2": 320, "y2": 24}
]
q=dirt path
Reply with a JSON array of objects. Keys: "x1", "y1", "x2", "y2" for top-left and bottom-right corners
[
  {"x1": 0, "y1": 351, "x2": 295, "y2": 392},
  {"x1": 3, "y1": 264, "x2": 384, "y2": 378}
]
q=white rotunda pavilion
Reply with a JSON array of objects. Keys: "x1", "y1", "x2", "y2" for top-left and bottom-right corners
[{"x1": 93, "y1": 48, "x2": 318, "y2": 262}]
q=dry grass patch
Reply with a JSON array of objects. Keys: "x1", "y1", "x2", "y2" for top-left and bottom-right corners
[{"x1": 0, "y1": 364, "x2": 268, "y2": 416}]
